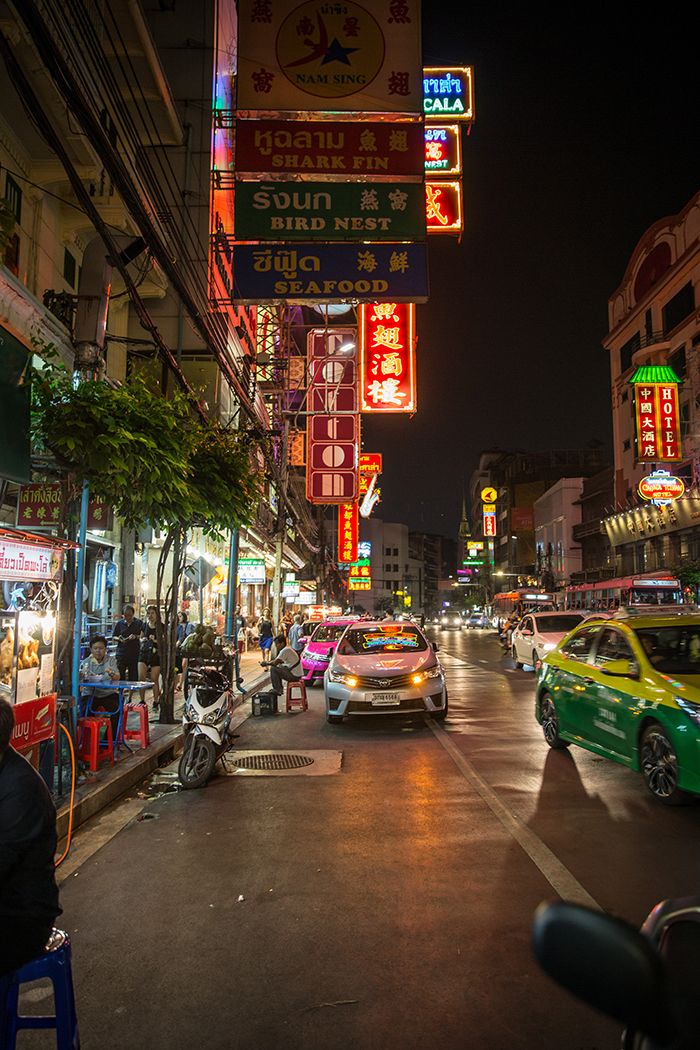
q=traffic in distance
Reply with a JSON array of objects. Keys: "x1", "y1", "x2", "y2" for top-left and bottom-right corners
[{"x1": 290, "y1": 565, "x2": 700, "y2": 804}]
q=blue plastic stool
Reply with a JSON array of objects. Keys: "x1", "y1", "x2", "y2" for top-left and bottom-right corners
[{"x1": 0, "y1": 929, "x2": 80, "y2": 1049}]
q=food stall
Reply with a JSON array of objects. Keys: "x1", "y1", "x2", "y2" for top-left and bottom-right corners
[{"x1": 0, "y1": 526, "x2": 77, "y2": 771}]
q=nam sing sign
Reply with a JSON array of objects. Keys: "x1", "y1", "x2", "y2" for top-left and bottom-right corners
[
  {"x1": 235, "y1": 120, "x2": 424, "y2": 176},
  {"x1": 359, "y1": 303, "x2": 416, "y2": 413},
  {"x1": 634, "y1": 383, "x2": 682, "y2": 461},
  {"x1": 235, "y1": 181, "x2": 425, "y2": 241}
]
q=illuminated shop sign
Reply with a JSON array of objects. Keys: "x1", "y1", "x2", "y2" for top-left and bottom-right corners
[
  {"x1": 483, "y1": 509, "x2": 497, "y2": 537},
  {"x1": 425, "y1": 181, "x2": 463, "y2": 234},
  {"x1": 423, "y1": 67, "x2": 474, "y2": 121},
  {"x1": 424, "y1": 125, "x2": 461, "y2": 174},
  {"x1": 359, "y1": 453, "x2": 383, "y2": 474},
  {"x1": 359, "y1": 302, "x2": 416, "y2": 413},
  {"x1": 238, "y1": 558, "x2": 266, "y2": 583},
  {"x1": 305, "y1": 329, "x2": 359, "y2": 504},
  {"x1": 634, "y1": 382, "x2": 682, "y2": 462},
  {"x1": 237, "y1": 0, "x2": 423, "y2": 113},
  {"x1": 235, "y1": 180, "x2": 426, "y2": 241},
  {"x1": 638, "y1": 469, "x2": 685, "y2": 505},
  {"x1": 232, "y1": 243, "x2": 429, "y2": 303},
  {"x1": 338, "y1": 502, "x2": 359, "y2": 564},
  {"x1": 235, "y1": 119, "x2": 424, "y2": 176},
  {"x1": 349, "y1": 563, "x2": 372, "y2": 590}
]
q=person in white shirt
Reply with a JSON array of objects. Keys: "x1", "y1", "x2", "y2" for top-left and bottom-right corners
[
  {"x1": 265, "y1": 644, "x2": 302, "y2": 696},
  {"x1": 79, "y1": 634, "x2": 120, "y2": 737}
]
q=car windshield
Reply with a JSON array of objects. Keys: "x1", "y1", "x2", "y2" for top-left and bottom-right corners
[
  {"x1": 534, "y1": 615, "x2": 584, "y2": 633},
  {"x1": 310, "y1": 624, "x2": 346, "y2": 643},
  {"x1": 634, "y1": 626, "x2": 700, "y2": 674},
  {"x1": 338, "y1": 626, "x2": 428, "y2": 655}
]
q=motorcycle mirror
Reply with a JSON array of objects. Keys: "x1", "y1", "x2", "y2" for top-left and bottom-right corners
[{"x1": 532, "y1": 901, "x2": 675, "y2": 1043}]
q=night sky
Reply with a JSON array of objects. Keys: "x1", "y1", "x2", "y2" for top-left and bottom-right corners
[{"x1": 364, "y1": 6, "x2": 699, "y2": 538}]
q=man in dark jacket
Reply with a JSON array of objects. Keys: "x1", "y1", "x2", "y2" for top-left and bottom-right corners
[{"x1": 0, "y1": 698, "x2": 61, "y2": 977}]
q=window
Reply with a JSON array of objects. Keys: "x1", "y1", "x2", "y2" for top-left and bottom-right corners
[
  {"x1": 593, "y1": 628, "x2": 634, "y2": 667},
  {"x1": 4, "y1": 174, "x2": 22, "y2": 224},
  {"x1": 619, "y1": 333, "x2": 640, "y2": 375},
  {"x1": 63, "y1": 248, "x2": 76, "y2": 288},
  {"x1": 662, "y1": 283, "x2": 694, "y2": 334},
  {"x1": 384, "y1": 547, "x2": 391, "y2": 555},
  {"x1": 393, "y1": 548, "x2": 398, "y2": 556},
  {"x1": 393, "y1": 563, "x2": 398, "y2": 573},
  {"x1": 560, "y1": 624, "x2": 602, "y2": 661},
  {"x1": 384, "y1": 564, "x2": 390, "y2": 572},
  {"x1": 3, "y1": 232, "x2": 19, "y2": 276},
  {"x1": 669, "y1": 345, "x2": 686, "y2": 379}
]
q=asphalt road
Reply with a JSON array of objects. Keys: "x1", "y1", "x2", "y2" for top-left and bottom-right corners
[{"x1": 35, "y1": 628, "x2": 700, "y2": 1049}]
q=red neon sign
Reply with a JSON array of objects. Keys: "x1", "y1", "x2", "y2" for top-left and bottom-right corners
[
  {"x1": 338, "y1": 502, "x2": 359, "y2": 564},
  {"x1": 635, "y1": 383, "x2": 682, "y2": 462},
  {"x1": 426, "y1": 180, "x2": 463, "y2": 234},
  {"x1": 305, "y1": 328, "x2": 359, "y2": 504},
  {"x1": 359, "y1": 303, "x2": 416, "y2": 414}
]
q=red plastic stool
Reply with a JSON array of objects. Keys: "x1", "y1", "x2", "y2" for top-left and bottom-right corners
[
  {"x1": 285, "y1": 679, "x2": 308, "y2": 713},
  {"x1": 123, "y1": 704, "x2": 150, "y2": 749},
  {"x1": 77, "y1": 717, "x2": 113, "y2": 772}
]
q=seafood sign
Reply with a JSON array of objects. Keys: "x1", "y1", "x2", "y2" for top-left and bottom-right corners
[
  {"x1": 234, "y1": 120, "x2": 424, "y2": 176},
  {"x1": 234, "y1": 181, "x2": 425, "y2": 240},
  {"x1": 0, "y1": 538, "x2": 63, "y2": 582},
  {"x1": 232, "y1": 243, "x2": 428, "y2": 302}
]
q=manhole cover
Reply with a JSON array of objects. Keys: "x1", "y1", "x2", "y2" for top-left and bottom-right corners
[{"x1": 233, "y1": 753, "x2": 314, "y2": 771}]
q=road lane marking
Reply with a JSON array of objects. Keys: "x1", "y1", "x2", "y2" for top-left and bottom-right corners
[{"x1": 426, "y1": 718, "x2": 601, "y2": 910}]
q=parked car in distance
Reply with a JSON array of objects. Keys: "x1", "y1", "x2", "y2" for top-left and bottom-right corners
[
  {"x1": 301, "y1": 617, "x2": 359, "y2": 686},
  {"x1": 324, "y1": 621, "x2": 447, "y2": 724},
  {"x1": 467, "y1": 612, "x2": 489, "y2": 629},
  {"x1": 439, "y1": 611, "x2": 463, "y2": 630},
  {"x1": 535, "y1": 613, "x2": 700, "y2": 803},
  {"x1": 511, "y1": 611, "x2": 587, "y2": 669}
]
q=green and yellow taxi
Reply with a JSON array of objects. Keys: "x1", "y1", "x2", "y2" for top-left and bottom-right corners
[{"x1": 535, "y1": 613, "x2": 700, "y2": 804}]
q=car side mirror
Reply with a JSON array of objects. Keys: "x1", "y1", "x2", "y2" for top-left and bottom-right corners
[
  {"x1": 532, "y1": 901, "x2": 673, "y2": 1042},
  {"x1": 601, "y1": 658, "x2": 639, "y2": 679},
  {"x1": 432, "y1": 642, "x2": 439, "y2": 652}
]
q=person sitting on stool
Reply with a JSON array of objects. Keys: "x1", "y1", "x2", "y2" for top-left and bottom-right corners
[
  {"x1": 264, "y1": 642, "x2": 303, "y2": 696},
  {"x1": 79, "y1": 634, "x2": 120, "y2": 741},
  {"x1": 0, "y1": 698, "x2": 62, "y2": 978}
]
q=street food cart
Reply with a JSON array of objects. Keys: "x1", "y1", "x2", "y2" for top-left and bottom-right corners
[{"x1": 0, "y1": 526, "x2": 77, "y2": 771}]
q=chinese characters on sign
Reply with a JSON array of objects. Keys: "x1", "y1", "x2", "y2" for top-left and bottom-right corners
[
  {"x1": 17, "y1": 484, "x2": 113, "y2": 531},
  {"x1": 634, "y1": 383, "x2": 682, "y2": 462},
  {"x1": 348, "y1": 564, "x2": 372, "y2": 590},
  {"x1": 338, "y1": 502, "x2": 359, "y2": 564},
  {"x1": 483, "y1": 509, "x2": 497, "y2": 537},
  {"x1": 237, "y1": 0, "x2": 423, "y2": 113},
  {"x1": 424, "y1": 124, "x2": 462, "y2": 174},
  {"x1": 425, "y1": 181, "x2": 463, "y2": 234},
  {"x1": 359, "y1": 303, "x2": 416, "y2": 413}
]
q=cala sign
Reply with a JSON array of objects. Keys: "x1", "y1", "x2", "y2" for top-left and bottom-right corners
[{"x1": 638, "y1": 469, "x2": 685, "y2": 505}]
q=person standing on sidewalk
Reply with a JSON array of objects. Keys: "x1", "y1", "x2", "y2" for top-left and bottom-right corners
[
  {"x1": 288, "y1": 614, "x2": 304, "y2": 653},
  {"x1": 112, "y1": 604, "x2": 144, "y2": 681},
  {"x1": 257, "y1": 609, "x2": 273, "y2": 664},
  {"x1": 0, "y1": 698, "x2": 61, "y2": 978}
]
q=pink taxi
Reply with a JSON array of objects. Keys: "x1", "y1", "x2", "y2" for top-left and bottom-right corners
[{"x1": 301, "y1": 617, "x2": 359, "y2": 685}]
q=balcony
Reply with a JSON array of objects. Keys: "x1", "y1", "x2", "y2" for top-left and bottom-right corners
[{"x1": 572, "y1": 519, "x2": 604, "y2": 541}]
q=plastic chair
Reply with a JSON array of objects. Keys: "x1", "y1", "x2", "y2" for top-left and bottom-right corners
[
  {"x1": 123, "y1": 703, "x2": 150, "y2": 749},
  {"x1": 76, "y1": 717, "x2": 113, "y2": 772},
  {"x1": 0, "y1": 929, "x2": 80, "y2": 1049},
  {"x1": 285, "y1": 679, "x2": 308, "y2": 713}
]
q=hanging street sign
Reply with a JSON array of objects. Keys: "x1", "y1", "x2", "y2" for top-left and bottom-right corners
[
  {"x1": 359, "y1": 453, "x2": 383, "y2": 474},
  {"x1": 638, "y1": 470, "x2": 686, "y2": 505},
  {"x1": 634, "y1": 381, "x2": 682, "y2": 461},
  {"x1": 483, "y1": 509, "x2": 497, "y2": 537},
  {"x1": 480, "y1": 487, "x2": 497, "y2": 504},
  {"x1": 423, "y1": 67, "x2": 474, "y2": 121},
  {"x1": 338, "y1": 502, "x2": 359, "y2": 564},
  {"x1": 234, "y1": 119, "x2": 424, "y2": 176},
  {"x1": 237, "y1": 0, "x2": 423, "y2": 114},
  {"x1": 426, "y1": 180, "x2": 463, "y2": 234},
  {"x1": 424, "y1": 124, "x2": 462, "y2": 174},
  {"x1": 359, "y1": 302, "x2": 416, "y2": 413},
  {"x1": 305, "y1": 328, "x2": 359, "y2": 504},
  {"x1": 232, "y1": 243, "x2": 428, "y2": 303},
  {"x1": 234, "y1": 181, "x2": 426, "y2": 241}
]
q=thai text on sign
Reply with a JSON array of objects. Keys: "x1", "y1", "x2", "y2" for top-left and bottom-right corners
[
  {"x1": 338, "y1": 502, "x2": 359, "y2": 564},
  {"x1": 634, "y1": 383, "x2": 682, "y2": 461},
  {"x1": 423, "y1": 67, "x2": 474, "y2": 120},
  {"x1": 17, "y1": 483, "x2": 113, "y2": 531},
  {"x1": 0, "y1": 538, "x2": 63, "y2": 582},
  {"x1": 359, "y1": 303, "x2": 416, "y2": 413},
  {"x1": 424, "y1": 125, "x2": 461, "y2": 174},
  {"x1": 235, "y1": 120, "x2": 424, "y2": 176}
]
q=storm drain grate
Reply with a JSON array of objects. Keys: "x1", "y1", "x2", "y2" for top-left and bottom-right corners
[{"x1": 233, "y1": 753, "x2": 315, "y2": 771}]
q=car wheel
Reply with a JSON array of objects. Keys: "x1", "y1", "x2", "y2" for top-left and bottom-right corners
[
  {"x1": 431, "y1": 691, "x2": 448, "y2": 721},
  {"x1": 540, "y1": 694, "x2": 569, "y2": 750},
  {"x1": 640, "y1": 723, "x2": 688, "y2": 805},
  {"x1": 512, "y1": 646, "x2": 523, "y2": 669},
  {"x1": 326, "y1": 712, "x2": 343, "y2": 724}
]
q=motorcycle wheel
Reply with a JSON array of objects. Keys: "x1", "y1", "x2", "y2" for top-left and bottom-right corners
[{"x1": 178, "y1": 733, "x2": 217, "y2": 789}]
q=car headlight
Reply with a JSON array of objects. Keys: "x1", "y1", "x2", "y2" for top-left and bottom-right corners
[
  {"x1": 329, "y1": 669, "x2": 359, "y2": 687},
  {"x1": 411, "y1": 667, "x2": 443, "y2": 685},
  {"x1": 675, "y1": 697, "x2": 700, "y2": 727}
]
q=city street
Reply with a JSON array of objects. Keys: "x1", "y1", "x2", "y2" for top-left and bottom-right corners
[{"x1": 37, "y1": 627, "x2": 700, "y2": 1050}]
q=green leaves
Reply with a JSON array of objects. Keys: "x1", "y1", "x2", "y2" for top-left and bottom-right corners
[{"x1": 31, "y1": 355, "x2": 262, "y2": 532}]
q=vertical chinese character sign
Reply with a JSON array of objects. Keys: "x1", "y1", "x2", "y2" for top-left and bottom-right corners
[
  {"x1": 633, "y1": 374, "x2": 682, "y2": 462},
  {"x1": 338, "y1": 503, "x2": 359, "y2": 564},
  {"x1": 359, "y1": 303, "x2": 416, "y2": 413}
]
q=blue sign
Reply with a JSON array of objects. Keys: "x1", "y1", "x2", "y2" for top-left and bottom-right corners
[{"x1": 232, "y1": 244, "x2": 429, "y2": 303}]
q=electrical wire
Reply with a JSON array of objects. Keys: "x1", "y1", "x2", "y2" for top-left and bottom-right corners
[{"x1": 55, "y1": 722, "x2": 75, "y2": 867}]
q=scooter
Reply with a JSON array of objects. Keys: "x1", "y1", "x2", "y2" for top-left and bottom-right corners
[
  {"x1": 178, "y1": 666, "x2": 237, "y2": 789},
  {"x1": 532, "y1": 895, "x2": 700, "y2": 1048}
]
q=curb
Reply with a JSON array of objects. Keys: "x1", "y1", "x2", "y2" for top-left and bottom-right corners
[{"x1": 56, "y1": 671, "x2": 269, "y2": 843}]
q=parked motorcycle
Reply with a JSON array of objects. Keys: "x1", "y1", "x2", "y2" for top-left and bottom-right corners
[
  {"x1": 532, "y1": 896, "x2": 700, "y2": 1048},
  {"x1": 178, "y1": 666, "x2": 236, "y2": 789}
]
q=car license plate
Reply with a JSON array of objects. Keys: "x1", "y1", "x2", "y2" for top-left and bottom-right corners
[{"x1": 369, "y1": 692, "x2": 401, "y2": 706}]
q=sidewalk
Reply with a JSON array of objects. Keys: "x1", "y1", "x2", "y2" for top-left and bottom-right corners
[{"x1": 55, "y1": 647, "x2": 270, "y2": 843}]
